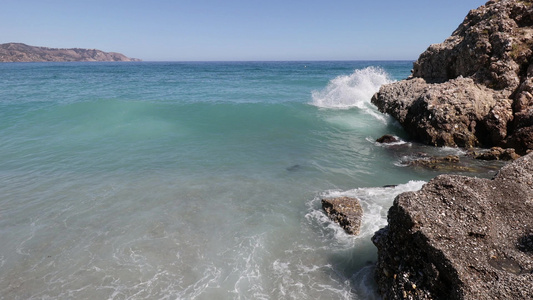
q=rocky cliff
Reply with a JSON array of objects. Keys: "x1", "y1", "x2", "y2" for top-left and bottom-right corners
[
  {"x1": 0, "y1": 43, "x2": 141, "y2": 62},
  {"x1": 372, "y1": 152, "x2": 533, "y2": 299},
  {"x1": 371, "y1": 0, "x2": 533, "y2": 154}
]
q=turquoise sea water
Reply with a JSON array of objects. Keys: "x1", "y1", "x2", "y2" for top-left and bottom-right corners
[{"x1": 0, "y1": 61, "x2": 498, "y2": 299}]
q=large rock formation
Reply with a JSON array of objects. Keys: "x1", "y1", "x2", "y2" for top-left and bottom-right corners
[
  {"x1": 0, "y1": 43, "x2": 141, "y2": 62},
  {"x1": 372, "y1": 152, "x2": 533, "y2": 299},
  {"x1": 371, "y1": 0, "x2": 533, "y2": 154}
]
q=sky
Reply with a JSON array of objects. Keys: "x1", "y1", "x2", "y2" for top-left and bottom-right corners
[{"x1": 1, "y1": 0, "x2": 488, "y2": 61}]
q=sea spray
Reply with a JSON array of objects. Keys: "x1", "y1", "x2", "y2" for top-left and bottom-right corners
[{"x1": 310, "y1": 67, "x2": 394, "y2": 113}]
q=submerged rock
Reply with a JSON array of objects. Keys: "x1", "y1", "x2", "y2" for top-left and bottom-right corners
[
  {"x1": 405, "y1": 154, "x2": 460, "y2": 170},
  {"x1": 377, "y1": 134, "x2": 400, "y2": 144},
  {"x1": 371, "y1": 0, "x2": 533, "y2": 154},
  {"x1": 321, "y1": 197, "x2": 363, "y2": 235},
  {"x1": 471, "y1": 146, "x2": 521, "y2": 160},
  {"x1": 401, "y1": 152, "x2": 485, "y2": 173},
  {"x1": 286, "y1": 164, "x2": 301, "y2": 172},
  {"x1": 372, "y1": 152, "x2": 533, "y2": 299}
]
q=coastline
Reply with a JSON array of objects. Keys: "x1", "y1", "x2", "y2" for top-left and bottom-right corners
[
  {"x1": 0, "y1": 43, "x2": 141, "y2": 62},
  {"x1": 364, "y1": 0, "x2": 533, "y2": 298}
]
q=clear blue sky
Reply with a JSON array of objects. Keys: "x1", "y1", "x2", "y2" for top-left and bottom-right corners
[{"x1": 1, "y1": 0, "x2": 487, "y2": 61}]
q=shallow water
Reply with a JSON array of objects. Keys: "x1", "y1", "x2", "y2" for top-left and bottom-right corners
[{"x1": 0, "y1": 61, "x2": 500, "y2": 299}]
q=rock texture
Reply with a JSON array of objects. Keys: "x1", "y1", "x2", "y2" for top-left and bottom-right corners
[
  {"x1": 371, "y1": 0, "x2": 533, "y2": 154},
  {"x1": 321, "y1": 197, "x2": 363, "y2": 235},
  {"x1": 0, "y1": 43, "x2": 141, "y2": 62},
  {"x1": 372, "y1": 152, "x2": 533, "y2": 299},
  {"x1": 404, "y1": 154, "x2": 470, "y2": 172},
  {"x1": 470, "y1": 146, "x2": 521, "y2": 160}
]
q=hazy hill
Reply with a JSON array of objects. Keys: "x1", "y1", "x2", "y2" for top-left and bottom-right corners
[{"x1": 0, "y1": 43, "x2": 141, "y2": 62}]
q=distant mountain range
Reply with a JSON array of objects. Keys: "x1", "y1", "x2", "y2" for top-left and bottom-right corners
[{"x1": 0, "y1": 43, "x2": 141, "y2": 62}]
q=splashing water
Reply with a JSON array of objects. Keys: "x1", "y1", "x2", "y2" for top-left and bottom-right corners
[
  {"x1": 311, "y1": 67, "x2": 394, "y2": 112},
  {"x1": 306, "y1": 180, "x2": 427, "y2": 248},
  {"x1": 1, "y1": 61, "x2": 435, "y2": 299}
]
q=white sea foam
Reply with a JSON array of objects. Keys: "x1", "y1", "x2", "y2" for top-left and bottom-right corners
[
  {"x1": 303, "y1": 183, "x2": 424, "y2": 298},
  {"x1": 307, "y1": 180, "x2": 426, "y2": 246},
  {"x1": 366, "y1": 136, "x2": 410, "y2": 147},
  {"x1": 311, "y1": 67, "x2": 394, "y2": 113}
]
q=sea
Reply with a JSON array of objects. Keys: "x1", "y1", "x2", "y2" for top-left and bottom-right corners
[{"x1": 0, "y1": 61, "x2": 502, "y2": 299}]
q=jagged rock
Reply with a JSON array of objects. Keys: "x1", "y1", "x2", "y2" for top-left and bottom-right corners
[
  {"x1": 371, "y1": 0, "x2": 533, "y2": 154},
  {"x1": 377, "y1": 134, "x2": 400, "y2": 144},
  {"x1": 0, "y1": 43, "x2": 141, "y2": 62},
  {"x1": 472, "y1": 146, "x2": 521, "y2": 160},
  {"x1": 372, "y1": 152, "x2": 533, "y2": 300},
  {"x1": 321, "y1": 197, "x2": 363, "y2": 235}
]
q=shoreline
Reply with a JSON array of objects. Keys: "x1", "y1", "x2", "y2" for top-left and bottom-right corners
[{"x1": 364, "y1": 0, "x2": 533, "y2": 297}]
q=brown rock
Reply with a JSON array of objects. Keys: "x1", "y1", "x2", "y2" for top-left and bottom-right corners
[
  {"x1": 474, "y1": 146, "x2": 521, "y2": 160},
  {"x1": 376, "y1": 134, "x2": 400, "y2": 144},
  {"x1": 506, "y1": 125, "x2": 533, "y2": 154},
  {"x1": 321, "y1": 197, "x2": 363, "y2": 235},
  {"x1": 405, "y1": 154, "x2": 474, "y2": 172},
  {"x1": 372, "y1": 152, "x2": 533, "y2": 300},
  {"x1": 372, "y1": 77, "x2": 504, "y2": 148},
  {"x1": 371, "y1": 0, "x2": 533, "y2": 154}
]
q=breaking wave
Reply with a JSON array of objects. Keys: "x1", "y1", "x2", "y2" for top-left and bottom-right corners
[{"x1": 311, "y1": 67, "x2": 394, "y2": 111}]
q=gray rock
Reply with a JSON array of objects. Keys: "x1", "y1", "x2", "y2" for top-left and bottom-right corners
[
  {"x1": 372, "y1": 152, "x2": 533, "y2": 299},
  {"x1": 321, "y1": 197, "x2": 363, "y2": 235}
]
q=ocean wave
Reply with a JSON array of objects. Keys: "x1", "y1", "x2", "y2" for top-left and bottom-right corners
[{"x1": 310, "y1": 67, "x2": 394, "y2": 110}]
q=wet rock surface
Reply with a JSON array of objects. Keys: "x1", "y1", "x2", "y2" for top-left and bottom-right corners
[
  {"x1": 404, "y1": 154, "x2": 465, "y2": 171},
  {"x1": 372, "y1": 152, "x2": 533, "y2": 299},
  {"x1": 377, "y1": 138, "x2": 506, "y2": 175},
  {"x1": 371, "y1": 0, "x2": 533, "y2": 154},
  {"x1": 321, "y1": 197, "x2": 363, "y2": 235},
  {"x1": 469, "y1": 146, "x2": 521, "y2": 161},
  {"x1": 377, "y1": 134, "x2": 400, "y2": 144}
]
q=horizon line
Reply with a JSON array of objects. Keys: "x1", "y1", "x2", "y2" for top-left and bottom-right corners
[
  {"x1": 141, "y1": 59, "x2": 417, "y2": 62},
  {"x1": 1, "y1": 59, "x2": 416, "y2": 63}
]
